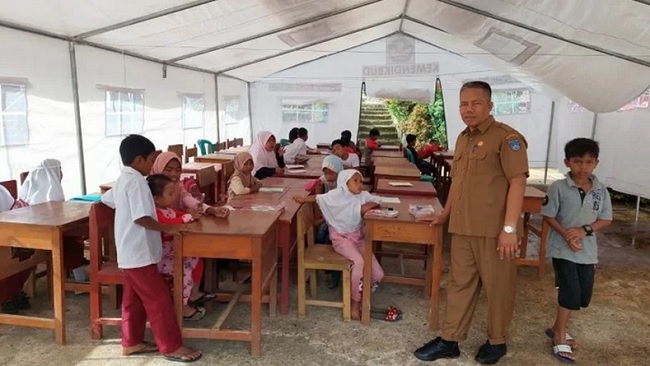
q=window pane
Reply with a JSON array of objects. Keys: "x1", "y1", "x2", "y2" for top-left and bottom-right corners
[
  {"x1": 2, "y1": 85, "x2": 26, "y2": 113},
  {"x1": 495, "y1": 104, "x2": 513, "y2": 115},
  {"x1": 314, "y1": 110, "x2": 328, "y2": 123},
  {"x1": 2, "y1": 114, "x2": 28, "y2": 145},
  {"x1": 105, "y1": 113, "x2": 120, "y2": 136},
  {"x1": 133, "y1": 93, "x2": 144, "y2": 112},
  {"x1": 297, "y1": 111, "x2": 312, "y2": 122},
  {"x1": 282, "y1": 111, "x2": 297, "y2": 122},
  {"x1": 182, "y1": 96, "x2": 204, "y2": 129}
]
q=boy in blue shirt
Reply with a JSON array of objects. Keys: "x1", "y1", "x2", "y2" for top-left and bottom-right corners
[{"x1": 541, "y1": 138, "x2": 612, "y2": 364}]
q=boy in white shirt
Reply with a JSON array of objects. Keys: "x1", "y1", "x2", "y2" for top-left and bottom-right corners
[
  {"x1": 331, "y1": 139, "x2": 360, "y2": 168},
  {"x1": 284, "y1": 127, "x2": 317, "y2": 164},
  {"x1": 101, "y1": 135, "x2": 202, "y2": 363}
]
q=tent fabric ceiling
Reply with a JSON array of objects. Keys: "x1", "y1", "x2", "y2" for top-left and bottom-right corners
[{"x1": 0, "y1": 0, "x2": 649, "y2": 112}]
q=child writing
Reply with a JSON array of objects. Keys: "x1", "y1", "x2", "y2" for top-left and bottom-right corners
[
  {"x1": 314, "y1": 169, "x2": 384, "y2": 319},
  {"x1": 297, "y1": 155, "x2": 345, "y2": 289},
  {"x1": 147, "y1": 174, "x2": 208, "y2": 321},
  {"x1": 250, "y1": 131, "x2": 286, "y2": 179},
  {"x1": 542, "y1": 138, "x2": 612, "y2": 364},
  {"x1": 101, "y1": 135, "x2": 201, "y2": 363},
  {"x1": 227, "y1": 152, "x2": 263, "y2": 199}
]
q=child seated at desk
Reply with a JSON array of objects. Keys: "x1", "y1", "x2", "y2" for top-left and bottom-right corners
[
  {"x1": 284, "y1": 127, "x2": 317, "y2": 164},
  {"x1": 151, "y1": 152, "x2": 230, "y2": 218},
  {"x1": 250, "y1": 131, "x2": 286, "y2": 180},
  {"x1": 147, "y1": 174, "x2": 208, "y2": 321},
  {"x1": 331, "y1": 139, "x2": 360, "y2": 168},
  {"x1": 315, "y1": 170, "x2": 385, "y2": 320},
  {"x1": 101, "y1": 134, "x2": 201, "y2": 362},
  {"x1": 227, "y1": 152, "x2": 263, "y2": 200},
  {"x1": 19, "y1": 159, "x2": 87, "y2": 282}
]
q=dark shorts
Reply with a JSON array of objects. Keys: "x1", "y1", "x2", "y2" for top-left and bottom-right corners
[{"x1": 552, "y1": 258, "x2": 595, "y2": 311}]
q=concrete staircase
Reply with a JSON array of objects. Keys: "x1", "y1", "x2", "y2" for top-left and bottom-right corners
[{"x1": 356, "y1": 99, "x2": 401, "y2": 146}]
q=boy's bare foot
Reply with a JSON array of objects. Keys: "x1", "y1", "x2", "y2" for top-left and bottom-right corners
[
  {"x1": 164, "y1": 346, "x2": 202, "y2": 363},
  {"x1": 351, "y1": 301, "x2": 361, "y2": 320},
  {"x1": 122, "y1": 341, "x2": 158, "y2": 356}
]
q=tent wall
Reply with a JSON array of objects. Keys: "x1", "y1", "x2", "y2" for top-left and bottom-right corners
[
  {"x1": 250, "y1": 36, "x2": 554, "y2": 167},
  {"x1": 217, "y1": 76, "x2": 252, "y2": 145},
  {"x1": 0, "y1": 28, "x2": 80, "y2": 198}
]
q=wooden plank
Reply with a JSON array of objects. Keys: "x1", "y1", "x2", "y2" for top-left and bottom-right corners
[
  {"x1": 213, "y1": 290, "x2": 243, "y2": 330},
  {"x1": 0, "y1": 314, "x2": 55, "y2": 329}
]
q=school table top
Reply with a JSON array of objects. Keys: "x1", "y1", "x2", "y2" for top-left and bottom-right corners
[{"x1": 375, "y1": 179, "x2": 437, "y2": 197}]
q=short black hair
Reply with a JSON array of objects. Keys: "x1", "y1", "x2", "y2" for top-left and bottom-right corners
[
  {"x1": 460, "y1": 81, "x2": 492, "y2": 100},
  {"x1": 406, "y1": 134, "x2": 417, "y2": 144},
  {"x1": 331, "y1": 139, "x2": 343, "y2": 148},
  {"x1": 564, "y1": 138, "x2": 599, "y2": 159},
  {"x1": 369, "y1": 128, "x2": 380, "y2": 137},
  {"x1": 341, "y1": 130, "x2": 352, "y2": 140},
  {"x1": 340, "y1": 136, "x2": 351, "y2": 147},
  {"x1": 298, "y1": 128, "x2": 308, "y2": 138},
  {"x1": 119, "y1": 134, "x2": 156, "y2": 166},
  {"x1": 147, "y1": 174, "x2": 173, "y2": 197},
  {"x1": 289, "y1": 127, "x2": 299, "y2": 141}
]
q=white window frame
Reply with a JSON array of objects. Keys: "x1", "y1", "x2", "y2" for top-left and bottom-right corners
[
  {"x1": 104, "y1": 89, "x2": 145, "y2": 137},
  {"x1": 492, "y1": 89, "x2": 531, "y2": 116},
  {"x1": 0, "y1": 83, "x2": 29, "y2": 147},
  {"x1": 181, "y1": 94, "x2": 204, "y2": 130},
  {"x1": 224, "y1": 96, "x2": 240, "y2": 125},
  {"x1": 281, "y1": 99, "x2": 329, "y2": 123}
]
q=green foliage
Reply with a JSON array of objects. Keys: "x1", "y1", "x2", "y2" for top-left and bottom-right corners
[
  {"x1": 396, "y1": 104, "x2": 433, "y2": 148},
  {"x1": 431, "y1": 79, "x2": 448, "y2": 148},
  {"x1": 385, "y1": 99, "x2": 416, "y2": 124}
]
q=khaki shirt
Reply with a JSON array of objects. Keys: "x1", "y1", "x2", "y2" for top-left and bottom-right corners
[{"x1": 448, "y1": 116, "x2": 529, "y2": 238}]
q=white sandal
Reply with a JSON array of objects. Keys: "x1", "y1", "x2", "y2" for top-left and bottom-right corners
[{"x1": 552, "y1": 344, "x2": 575, "y2": 364}]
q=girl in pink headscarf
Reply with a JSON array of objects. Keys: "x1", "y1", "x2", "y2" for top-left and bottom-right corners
[{"x1": 249, "y1": 131, "x2": 286, "y2": 180}]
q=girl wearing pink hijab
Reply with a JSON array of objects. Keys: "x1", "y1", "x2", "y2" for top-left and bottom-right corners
[{"x1": 249, "y1": 131, "x2": 286, "y2": 180}]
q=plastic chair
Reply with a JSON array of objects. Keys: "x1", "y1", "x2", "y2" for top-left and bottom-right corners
[{"x1": 196, "y1": 139, "x2": 215, "y2": 155}]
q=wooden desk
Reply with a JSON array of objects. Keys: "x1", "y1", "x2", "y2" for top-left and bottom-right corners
[
  {"x1": 175, "y1": 210, "x2": 280, "y2": 357},
  {"x1": 518, "y1": 186, "x2": 549, "y2": 274},
  {"x1": 309, "y1": 148, "x2": 330, "y2": 155},
  {"x1": 217, "y1": 146, "x2": 250, "y2": 155},
  {"x1": 372, "y1": 156, "x2": 409, "y2": 166},
  {"x1": 373, "y1": 165, "x2": 421, "y2": 188},
  {"x1": 282, "y1": 168, "x2": 323, "y2": 180},
  {"x1": 99, "y1": 181, "x2": 113, "y2": 194},
  {"x1": 228, "y1": 187, "x2": 311, "y2": 314},
  {"x1": 0, "y1": 202, "x2": 91, "y2": 344},
  {"x1": 376, "y1": 145, "x2": 401, "y2": 151},
  {"x1": 362, "y1": 196, "x2": 444, "y2": 330},
  {"x1": 375, "y1": 179, "x2": 437, "y2": 197},
  {"x1": 371, "y1": 150, "x2": 403, "y2": 158},
  {"x1": 195, "y1": 153, "x2": 235, "y2": 163},
  {"x1": 316, "y1": 143, "x2": 331, "y2": 149},
  {"x1": 261, "y1": 177, "x2": 310, "y2": 190}
]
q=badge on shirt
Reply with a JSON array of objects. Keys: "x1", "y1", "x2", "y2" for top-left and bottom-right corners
[{"x1": 508, "y1": 139, "x2": 521, "y2": 151}]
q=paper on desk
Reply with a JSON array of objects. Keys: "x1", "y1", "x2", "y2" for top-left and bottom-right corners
[
  {"x1": 259, "y1": 187, "x2": 284, "y2": 193},
  {"x1": 285, "y1": 164, "x2": 305, "y2": 169},
  {"x1": 388, "y1": 181, "x2": 413, "y2": 187},
  {"x1": 285, "y1": 169, "x2": 307, "y2": 174},
  {"x1": 380, "y1": 197, "x2": 401, "y2": 204}
]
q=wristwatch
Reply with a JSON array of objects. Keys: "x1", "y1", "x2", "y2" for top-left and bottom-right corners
[
  {"x1": 503, "y1": 225, "x2": 516, "y2": 234},
  {"x1": 582, "y1": 224, "x2": 594, "y2": 236}
]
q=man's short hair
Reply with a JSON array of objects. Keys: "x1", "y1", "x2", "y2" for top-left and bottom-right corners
[
  {"x1": 289, "y1": 127, "x2": 299, "y2": 141},
  {"x1": 406, "y1": 134, "x2": 417, "y2": 144},
  {"x1": 298, "y1": 128, "x2": 308, "y2": 138},
  {"x1": 460, "y1": 81, "x2": 492, "y2": 100},
  {"x1": 119, "y1": 134, "x2": 156, "y2": 166},
  {"x1": 565, "y1": 138, "x2": 599, "y2": 159},
  {"x1": 341, "y1": 130, "x2": 352, "y2": 140}
]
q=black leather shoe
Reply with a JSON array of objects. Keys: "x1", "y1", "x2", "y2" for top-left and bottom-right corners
[
  {"x1": 414, "y1": 336, "x2": 461, "y2": 361},
  {"x1": 475, "y1": 340, "x2": 507, "y2": 365}
]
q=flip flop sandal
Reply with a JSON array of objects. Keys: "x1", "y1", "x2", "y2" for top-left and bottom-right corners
[
  {"x1": 370, "y1": 306, "x2": 403, "y2": 322},
  {"x1": 164, "y1": 350, "x2": 203, "y2": 363},
  {"x1": 552, "y1": 344, "x2": 575, "y2": 364},
  {"x1": 189, "y1": 293, "x2": 216, "y2": 307},
  {"x1": 183, "y1": 307, "x2": 206, "y2": 322},
  {"x1": 123, "y1": 341, "x2": 158, "y2": 356},
  {"x1": 545, "y1": 329, "x2": 577, "y2": 350}
]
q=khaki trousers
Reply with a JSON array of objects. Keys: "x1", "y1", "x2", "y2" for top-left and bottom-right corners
[{"x1": 441, "y1": 234, "x2": 517, "y2": 344}]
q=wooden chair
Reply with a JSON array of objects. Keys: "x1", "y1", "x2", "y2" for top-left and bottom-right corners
[
  {"x1": 233, "y1": 137, "x2": 244, "y2": 148},
  {"x1": 219, "y1": 160, "x2": 235, "y2": 203},
  {"x1": 167, "y1": 144, "x2": 184, "y2": 159},
  {"x1": 89, "y1": 202, "x2": 122, "y2": 339},
  {"x1": 226, "y1": 138, "x2": 236, "y2": 149},
  {"x1": 296, "y1": 203, "x2": 351, "y2": 321},
  {"x1": 195, "y1": 166, "x2": 217, "y2": 204},
  {"x1": 215, "y1": 141, "x2": 227, "y2": 151},
  {"x1": 185, "y1": 145, "x2": 198, "y2": 163},
  {"x1": 0, "y1": 180, "x2": 18, "y2": 199}
]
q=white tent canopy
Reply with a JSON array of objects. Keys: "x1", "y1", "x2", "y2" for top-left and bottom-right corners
[
  {"x1": 0, "y1": 0, "x2": 649, "y2": 200},
  {"x1": 1, "y1": 0, "x2": 649, "y2": 112}
]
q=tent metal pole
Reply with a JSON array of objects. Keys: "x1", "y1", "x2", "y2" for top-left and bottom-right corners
[
  {"x1": 590, "y1": 113, "x2": 598, "y2": 139},
  {"x1": 68, "y1": 41, "x2": 87, "y2": 195},
  {"x1": 399, "y1": 0, "x2": 413, "y2": 31},
  {"x1": 632, "y1": 195, "x2": 641, "y2": 247},
  {"x1": 543, "y1": 101, "x2": 555, "y2": 185},
  {"x1": 214, "y1": 74, "x2": 220, "y2": 143},
  {"x1": 247, "y1": 82, "x2": 254, "y2": 144}
]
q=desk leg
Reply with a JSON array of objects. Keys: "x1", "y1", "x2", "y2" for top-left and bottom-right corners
[
  {"x1": 520, "y1": 213, "x2": 531, "y2": 259},
  {"x1": 173, "y1": 237, "x2": 184, "y2": 326},
  {"x1": 361, "y1": 224, "x2": 373, "y2": 325},
  {"x1": 52, "y1": 231, "x2": 66, "y2": 344},
  {"x1": 429, "y1": 229, "x2": 443, "y2": 331},
  {"x1": 278, "y1": 228, "x2": 290, "y2": 315},
  {"x1": 251, "y1": 251, "x2": 262, "y2": 357}
]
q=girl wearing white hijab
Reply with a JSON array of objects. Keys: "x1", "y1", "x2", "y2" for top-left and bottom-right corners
[
  {"x1": 249, "y1": 131, "x2": 285, "y2": 179},
  {"x1": 18, "y1": 159, "x2": 65, "y2": 204},
  {"x1": 315, "y1": 169, "x2": 384, "y2": 320}
]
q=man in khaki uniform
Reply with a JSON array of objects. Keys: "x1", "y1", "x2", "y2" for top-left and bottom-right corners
[{"x1": 414, "y1": 81, "x2": 528, "y2": 364}]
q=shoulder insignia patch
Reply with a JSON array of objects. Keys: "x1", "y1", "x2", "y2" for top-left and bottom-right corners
[
  {"x1": 505, "y1": 133, "x2": 519, "y2": 140},
  {"x1": 509, "y1": 139, "x2": 521, "y2": 151}
]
